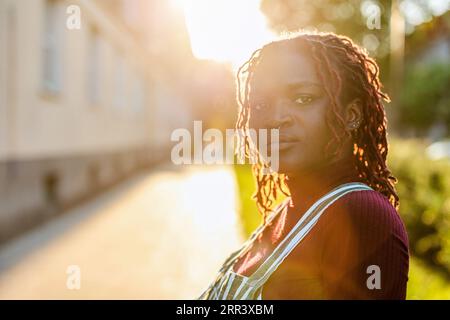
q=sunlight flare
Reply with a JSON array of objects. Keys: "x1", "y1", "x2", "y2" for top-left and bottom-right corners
[{"x1": 171, "y1": 0, "x2": 275, "y2": 69}]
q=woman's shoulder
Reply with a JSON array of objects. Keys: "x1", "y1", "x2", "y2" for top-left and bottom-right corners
[{"x1": 324, "y1": 188, "x2": 408, "y2": 240}]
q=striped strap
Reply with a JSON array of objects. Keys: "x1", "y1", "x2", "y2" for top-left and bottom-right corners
[
  {"x1": 197, "y1": 198, "x2": 291, "y2": 299},
  {"x1": 244, "y1": 182, "x2": 372, "y2": 294},
  {"x1": 199, "y1": 182, "x2": 372, "y2": 300}
]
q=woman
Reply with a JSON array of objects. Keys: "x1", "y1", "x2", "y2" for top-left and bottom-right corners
[{"x1": 198, "y1": 31, "x2": 409, "y2": 300}]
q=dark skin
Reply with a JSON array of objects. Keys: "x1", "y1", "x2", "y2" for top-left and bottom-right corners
[{"x1": 248, "y1": 44, "x2": 364, "y2": 199}]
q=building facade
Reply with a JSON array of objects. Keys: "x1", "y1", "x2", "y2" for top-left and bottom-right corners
[{"x1": 0, "y1": 0, "x2": 194, "y2": 243}]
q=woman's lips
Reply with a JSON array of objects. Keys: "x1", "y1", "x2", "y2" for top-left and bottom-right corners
[
  {"x1": 271, "y1": 141, "x2": 297, "y2": 151},
  {"x1": 268, "y1": 136, "x2": 299, "y2": 152},
  {"x1": 278, "y1": 135, "x2": 299, "y2": 143}
]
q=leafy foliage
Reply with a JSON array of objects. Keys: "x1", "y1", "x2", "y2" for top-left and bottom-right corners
[
  {"x1": 398, "y1": 63, "x2": 450, "y2": 135},
  {"x1": 389, "y1": 138, "x2": 450, "y2": 276}
]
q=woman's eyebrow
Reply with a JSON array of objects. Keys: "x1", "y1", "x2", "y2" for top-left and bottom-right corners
[
  {"x1": 285, "y1": 82, "x2": 323, "y2": 91},
  {"x1": 249, "y1": 81, "x2": 323, "y2": 98}
]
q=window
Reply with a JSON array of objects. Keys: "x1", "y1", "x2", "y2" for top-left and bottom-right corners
[
  {"x1": 130, "y1": 72, "x2": 147, "y2": 115},
  {"x1": 87, "y1": 27, "x2": 101, "y2": 105},
  {"x1": 42, "y1": 0, "x2": 63, "y2": 94},
  {"x1": 136, "y1": 77, "x2": 147, "y2": 114},
  {"x1": 113, "y1": 53, "x2": 126, "y2": 109}
]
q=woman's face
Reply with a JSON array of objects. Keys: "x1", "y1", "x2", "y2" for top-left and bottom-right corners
[{"x1": 248, "y1": 44, "x2": 338, "y2": 175}]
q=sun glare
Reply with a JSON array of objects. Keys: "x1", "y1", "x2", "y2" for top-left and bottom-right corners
[{"x1": 171, "y1": 0, "x2": 275, "y2": 69}]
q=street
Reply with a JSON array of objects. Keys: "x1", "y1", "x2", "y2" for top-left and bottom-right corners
[{"x1": 0, "y1": 163, "x2": 244, "y2": 299}]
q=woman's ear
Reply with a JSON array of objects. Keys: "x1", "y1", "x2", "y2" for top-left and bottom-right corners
[{"x1": 344, "y1": 99, "x2": 363, "y2": 131}]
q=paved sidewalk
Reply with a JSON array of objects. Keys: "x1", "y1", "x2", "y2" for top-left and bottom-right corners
[{"x1": 0, "y1": 164, "x2": 244, "y2": 299}]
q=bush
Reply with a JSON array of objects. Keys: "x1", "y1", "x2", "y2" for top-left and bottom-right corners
[
  {"x1": 233, "y1": 164, "x2": 261, "y2": 237},
  {"x1": 407, "y1": 256, "x2": 450, "y2": 299},
  {"x1": 398, "y1": 62, "x2": 450, "y2": 135},
  {"x1": 389, "y1": 138, "x2": 450, "y2": 277}
]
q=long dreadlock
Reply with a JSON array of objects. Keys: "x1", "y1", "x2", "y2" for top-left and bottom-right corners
[{"x1": 236, "y1": 31, "x2": 399, "y2": 224}]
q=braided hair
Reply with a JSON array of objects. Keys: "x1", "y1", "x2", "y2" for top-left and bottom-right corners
[{"x1": 236, "y1": 31, "x2": 399, "y2": 224}]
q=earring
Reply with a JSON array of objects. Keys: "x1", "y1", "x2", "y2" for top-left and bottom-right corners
[{"x1": 351, "y1": 121, "x2": 360, "y2": 129}]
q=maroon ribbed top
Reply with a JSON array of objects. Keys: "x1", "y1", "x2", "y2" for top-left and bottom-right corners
[{"x1": 232, "y1": 159, "x2": 410, "y2": 299}]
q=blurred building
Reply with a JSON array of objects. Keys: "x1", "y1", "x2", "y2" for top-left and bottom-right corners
[{"x1": 0, "y1": 0, "x2": 196, "y2": 243}]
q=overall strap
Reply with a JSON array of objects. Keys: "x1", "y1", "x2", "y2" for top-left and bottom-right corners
[
  {"x1": 236, "y1": 182, "x2": 372, "y2": 299},
  {"x1": 197, "y1": 197, "x2": 291, "y2": 300}
]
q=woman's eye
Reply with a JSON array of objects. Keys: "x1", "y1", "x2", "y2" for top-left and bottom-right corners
[{"x1": 294, "y1": 95, "x2": 313, "y2": 105}]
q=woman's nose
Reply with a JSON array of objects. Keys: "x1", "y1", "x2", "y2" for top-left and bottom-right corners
[{"x1": 267, "y1": 100, "x2": 293, "y2": 129}]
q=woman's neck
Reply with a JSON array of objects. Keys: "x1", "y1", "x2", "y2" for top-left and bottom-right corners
[{"x1": 286, "y1": 155, "x2": 360, "y2": 208}]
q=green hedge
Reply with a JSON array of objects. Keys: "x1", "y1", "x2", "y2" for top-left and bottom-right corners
[
  {"x1": 398, "y1": 62, "x2": 450, "y2": 134},
  {"x1": 389, "y1": 138, "x2": 450, "y2": 276}
]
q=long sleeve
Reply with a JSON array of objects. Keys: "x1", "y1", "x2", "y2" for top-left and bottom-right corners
[{"x1": 319, "y1": 190, "x2": 410, "y2": 299}]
